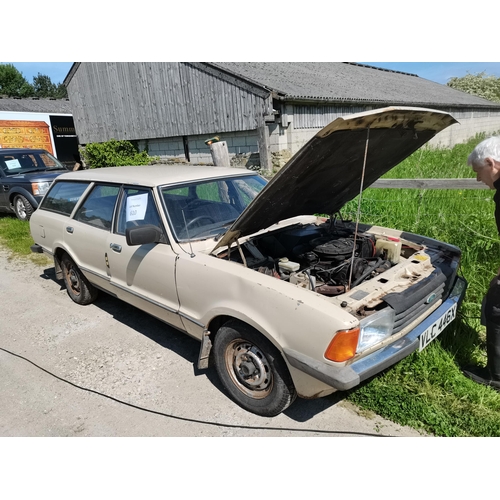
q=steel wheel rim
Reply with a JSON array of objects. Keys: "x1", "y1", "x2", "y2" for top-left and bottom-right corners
[
  {"x1": 224, "y1": 338, "x2": 273, "y2": 399},
  {"x1": 65, "y1": 263, "x2": 81, "y2": 296}
]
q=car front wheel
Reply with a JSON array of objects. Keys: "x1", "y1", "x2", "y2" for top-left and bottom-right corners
[
  {"x1": 13, "y1": 195, "x2": 34, "y2": 221},
  {"x1": 213, "y1": 320, "x2": 297, "y2": 417},
  {"x1": 60, "y1": 254, "x2": 98, "y2": 305}
]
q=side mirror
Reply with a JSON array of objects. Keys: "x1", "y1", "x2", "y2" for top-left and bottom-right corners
[{"x1": 126, "y1": 224, "x2": 163, "y2": 246}]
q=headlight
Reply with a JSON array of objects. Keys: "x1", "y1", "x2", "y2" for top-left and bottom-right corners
[
  {"x1": 357, "y1": 308, "x2": 395, "y2": 354},
  {"x1": 324, "y1": 307, "x2": 395, "y2": 363},
  {"x1": 32, "y1": 181, "x2": 51, "y2": 196}
]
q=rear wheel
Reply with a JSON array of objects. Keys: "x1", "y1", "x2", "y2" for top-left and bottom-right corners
[
  {"x1": 13, "y1": 195, "x2": 34, "y2": 221},
  {"x1": 213, "y1": 320, "x2": 297, "y2": 417},
  {"x1": 60, "y1": 254, "x2": 98, "y2": 305}
]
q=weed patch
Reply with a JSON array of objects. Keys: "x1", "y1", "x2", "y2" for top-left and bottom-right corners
[{"x1": 344, "y1": 134, "x2": 500, "y2": 436}]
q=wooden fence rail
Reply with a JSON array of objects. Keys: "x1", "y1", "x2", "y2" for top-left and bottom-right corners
[{"x1": 370, "y1": 178, "x2": 488, "y2": 190}]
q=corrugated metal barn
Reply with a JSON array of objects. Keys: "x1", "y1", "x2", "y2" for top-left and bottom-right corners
[{"x1": 64, "y1": 62, "x2": 500, "y2": 171}]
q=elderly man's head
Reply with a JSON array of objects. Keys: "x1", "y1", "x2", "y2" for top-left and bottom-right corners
[{"x1": 468, "y1": 136, "x2": 500, "y2": 189}]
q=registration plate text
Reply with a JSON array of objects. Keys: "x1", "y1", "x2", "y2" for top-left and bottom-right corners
[{"x1": 419, "y1": 303, "x2": 457, "y2": 351}]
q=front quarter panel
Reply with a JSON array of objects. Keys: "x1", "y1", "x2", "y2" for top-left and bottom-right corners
[{"x1": 174, "y1": 250, "x2": 358, "y2": 392}]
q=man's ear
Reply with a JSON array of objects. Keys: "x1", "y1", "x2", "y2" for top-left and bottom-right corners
[
  {"x1": 487, "y1": 157, "x2": 500, "y2": 180},
  {"x1": 485, "y1": 157, "x2": 495, "y2": 168}
]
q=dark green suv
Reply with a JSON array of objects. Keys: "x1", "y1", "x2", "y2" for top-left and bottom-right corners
[{"x1": 0, "y1": 148, "x2": 69, "y2": 221}]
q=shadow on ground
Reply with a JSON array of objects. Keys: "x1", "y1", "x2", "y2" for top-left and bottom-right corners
[{"x1": 40, "y1": 265, "x2": 353, "y2": 423}]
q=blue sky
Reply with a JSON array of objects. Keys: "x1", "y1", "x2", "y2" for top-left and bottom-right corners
[{"x1": 3, "y1": 62, "x2": 500, "y2": 86}]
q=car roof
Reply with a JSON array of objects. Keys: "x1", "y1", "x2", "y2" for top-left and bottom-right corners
[{"x1": 56, "y1": 164, "x2": 255, "y2": 187}]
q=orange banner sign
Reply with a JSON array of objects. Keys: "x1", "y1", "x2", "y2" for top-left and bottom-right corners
[{"x1": 0, "y1": 120, "x2": 53, "y2": 154}]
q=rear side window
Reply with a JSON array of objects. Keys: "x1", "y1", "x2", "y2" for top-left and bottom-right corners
[
  {"x1": 75, "y1": 184, "x2": 120, "y2": 230},
  {"x1": 40, "y1": 181, "x2": 90, "y2": 216}
]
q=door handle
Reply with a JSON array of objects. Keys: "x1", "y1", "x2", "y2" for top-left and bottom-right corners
[
  {"x1": 110, "y1": 243, "x2": 122, "y2": 253},
  {"x1": 66, "y1": 226, "x2": 74, "y2": 233}
]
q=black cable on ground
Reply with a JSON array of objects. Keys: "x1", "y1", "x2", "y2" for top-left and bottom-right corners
[{"x1": 0, "y1": 346, "x2": 389, "y2": 437}]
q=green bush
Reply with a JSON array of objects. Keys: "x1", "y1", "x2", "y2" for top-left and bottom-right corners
[{"x1": 81, "y1": 139, "x2": 157, "y2": 169}]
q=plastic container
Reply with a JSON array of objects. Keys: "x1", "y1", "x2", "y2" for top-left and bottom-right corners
[
  {"x1": 278, "y1": 258, "x2": 300, "y2": 273},
  {"x1": 375, "y1": 238, "x2": 402, "y2": 264},
  {"x1": 290, "y1": 272, "x2": 316, "y2": 290}
]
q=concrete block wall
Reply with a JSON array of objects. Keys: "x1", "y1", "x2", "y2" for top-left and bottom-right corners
[
  {"x1": 139, "y1": 130, "x2": 259, "y2": 165},
  {"x1": 268, "y1": 109, "x2": 500, "y2": 155},
  {"x1": 429, "y1": 115, "x2": 500, "y2": 148},
  {"x1": 138, "y1": 109, "x2": 500, "y2": 170}
]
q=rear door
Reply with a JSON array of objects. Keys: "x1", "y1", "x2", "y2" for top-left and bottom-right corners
[
  {"x1": 105, "y1": 186, "x2": 183, "y2": 329},
  {"x1": 66, "y1": 182, "x2": 121, "y2": 292}
]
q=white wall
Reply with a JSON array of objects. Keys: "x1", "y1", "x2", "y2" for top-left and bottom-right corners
[{"x1": 0, "y1": 110, "x2": 71, "y2": 158}]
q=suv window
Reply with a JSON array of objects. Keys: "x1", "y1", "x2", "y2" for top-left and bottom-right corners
[
  {"x1": 75, "y1": 184, "x2": 120, "y2": 230},
  {"x1": 40, "y1": 181, "x2": 90, "y2": 216},
  {"x1": 0, "y1": 151, "x2": 66, "y2": 175},
  {"x1": 116, "y1": 187, "x2": 163, "y2": 236}
]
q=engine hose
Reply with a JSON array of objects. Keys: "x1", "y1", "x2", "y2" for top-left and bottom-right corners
[{"x1": 351, "y1": 258, "x2": 383, "y2": 287}]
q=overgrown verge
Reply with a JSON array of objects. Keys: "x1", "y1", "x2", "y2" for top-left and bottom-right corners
[
  {"x1": 343, "y1": 132, "x2": 500, "y2": 436},
  {"x1": 80, "y1": 139, "x2": 158, "y2": 168}
]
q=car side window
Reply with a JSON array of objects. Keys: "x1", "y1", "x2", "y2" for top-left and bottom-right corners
[
  {"x1": 116, "y1": 187, "x2": 164, "y2": 237},
  {"x1": 75, "y1": 184, "x2": 120, "y2": 230},
  {"x1": 40, "y1": 181, "x2": 91, "y2": 216}
]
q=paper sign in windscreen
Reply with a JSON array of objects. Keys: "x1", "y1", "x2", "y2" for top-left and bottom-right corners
[
  {"x1": 126, "y1": 193, "x2": 148, "y2": 221},
  {"x1": 5, "y1": 159, "x2": 21, "y2": 170}
]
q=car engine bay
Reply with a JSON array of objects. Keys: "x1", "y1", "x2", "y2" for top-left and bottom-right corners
[{"x1": 220, "y1": 219, "x2": 425, "y2": 295}]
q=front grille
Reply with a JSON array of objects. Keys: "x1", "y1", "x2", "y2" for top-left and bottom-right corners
[{"x1": 383, "y1": 269, "x2": 447, "y2": 334}]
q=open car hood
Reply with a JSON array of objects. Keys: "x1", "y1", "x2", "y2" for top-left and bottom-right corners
[{"x1": 213, "y1": 106, "x2": 457, "y2": 251}]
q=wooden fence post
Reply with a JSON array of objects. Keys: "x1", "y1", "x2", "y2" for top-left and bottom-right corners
[
  {"x1": 258, "y1": 125, "x2": 271, "y2": 173},
  {"x1": 209, "y1": 141, "x2": 230, "y2": 167}
]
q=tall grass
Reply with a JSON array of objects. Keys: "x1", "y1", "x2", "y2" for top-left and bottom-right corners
[{"x1": 344, "y1": 132, "x2": 500, "y2": 436}]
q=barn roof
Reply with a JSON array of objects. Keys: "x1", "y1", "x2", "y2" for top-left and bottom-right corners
[
  {"x1": 0, "y1": 97, "x2": 72, "y2": 114},
  {"x1": 209, "y1": 62, "x2": 500, "y2": 108}
]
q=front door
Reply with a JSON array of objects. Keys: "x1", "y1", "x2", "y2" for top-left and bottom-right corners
[{"x1": 106, "y1": 186, "x2": 183, "y2": 329}]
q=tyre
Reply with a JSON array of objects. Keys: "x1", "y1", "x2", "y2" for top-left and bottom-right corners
[
  {"x1": 213, "y1": 320, "x2": 297, "y2": 417},
  {"x1": 60, "y1": 254, "x2": 98, "y2": 305},
  {"x1": 13, "y1": 195, "x2": 34, "y2": 221}
]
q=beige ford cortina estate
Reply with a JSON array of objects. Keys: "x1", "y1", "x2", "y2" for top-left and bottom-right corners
[{"x1": 30, "y1": 107, "x2": 467, "y2": 416}]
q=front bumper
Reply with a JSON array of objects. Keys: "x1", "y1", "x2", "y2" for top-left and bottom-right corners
[{"x1": 284, "y1": 275, "x2": 467, "y2": 391}]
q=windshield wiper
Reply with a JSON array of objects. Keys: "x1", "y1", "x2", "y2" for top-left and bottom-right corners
[
  {"x1": 213, "y1": 219, "x2": 237, "y2": 241},
  {"x1": 18, "y1": 169, "x2": 44, "y2": 174}
]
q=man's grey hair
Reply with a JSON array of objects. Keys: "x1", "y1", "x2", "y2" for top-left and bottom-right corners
[{"x1": 468, "y1": 136, "x2": 500, "y2": 167}]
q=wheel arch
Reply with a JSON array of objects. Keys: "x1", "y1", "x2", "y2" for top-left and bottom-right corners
[
  {"x1": 53, "y1": 246, "x2": 71, "y2": 280},
  {"x1": 206, "y1": 314, "x2": 284, "y2": 355},
  {"x1": 9, "y1": 187, "x2": 39, "y2": 209},
  {"x1": 205, "y1": 313, "x2": 294, "y2": 380}
]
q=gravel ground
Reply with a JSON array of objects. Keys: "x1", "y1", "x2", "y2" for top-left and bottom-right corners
[{"x1": 0, "y1": 248, "x2": 427, "y2": 437}]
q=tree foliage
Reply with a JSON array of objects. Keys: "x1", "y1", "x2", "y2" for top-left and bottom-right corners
[
  {"x1": 0, "y1": 64, "x2": 67, "y2": 98},
  {"x1": 81, "y1": 139, "x2": 157, "y2": 168},
  {"x1": 0, "y1": 63, "x2": 34, "y2": 97},
  {"x1": 447, "y1": 72, "x2": 500, "y2": 103}
]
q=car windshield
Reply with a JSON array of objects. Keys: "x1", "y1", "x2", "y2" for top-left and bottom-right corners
[
  {"x1": 0, "y1": 151, "x2": 66, "y2": 176},
  {"x1": 161, "y1": 174, "x2": 267, "y2": 241}
]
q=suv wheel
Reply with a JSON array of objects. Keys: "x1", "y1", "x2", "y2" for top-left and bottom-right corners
[{"x1": 13, "y1": 195, "x2": 34, "y2": 221}]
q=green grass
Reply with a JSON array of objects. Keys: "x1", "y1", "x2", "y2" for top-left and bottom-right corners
[
  {"x1": 0, "y1": 214, "x2": 51, "y2": 265},
  {"x1": 343, "y1": 132, "x2": 500, "y2": 436}
]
